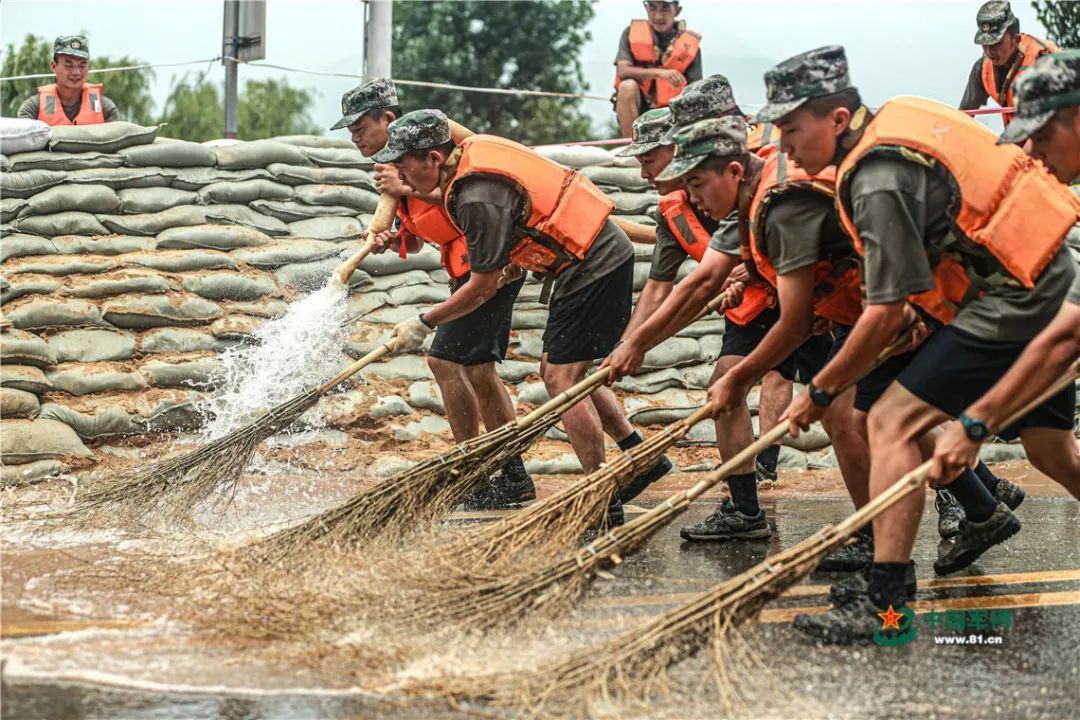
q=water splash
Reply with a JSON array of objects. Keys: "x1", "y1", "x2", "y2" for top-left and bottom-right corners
[{"x1": 199, "y1": 282, "x2": 352, "y2": 440}]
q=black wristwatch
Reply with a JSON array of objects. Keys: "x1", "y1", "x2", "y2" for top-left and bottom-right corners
[
  {"x1": 959, "y1": 412, "x2": 990, "y2": 442},
  {"x1": 807, "y1": 381, "x2": 834, "y2": 407}
]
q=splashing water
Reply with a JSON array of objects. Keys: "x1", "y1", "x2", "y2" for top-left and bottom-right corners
[{"x1": 199, "y1": 282, "x2": 352, "y2": 440}]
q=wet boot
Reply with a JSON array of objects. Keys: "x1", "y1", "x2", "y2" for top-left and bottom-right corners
[
  {"x1": 617, "y1": 454, "x2": 674, "y2": 504},
  {"x1": 829, "y1": 562, "x2": 917, "y2": 607},
  {"x1": 934, "y1": 502, "x2": 1021, "y2": 575},
  {"x1": 816, "y1": 529, "x2": 873, "y2": 572},
  {"x1": 793, "y1": 592, "x2": 894, "y2": 644},
  {"x1": 993, "y1": 477, "x2": 1026, "y2": 511},
  {"x1": 679, "y1": 498, "x2": 771, "y2": 542},
  {"x1": 461, "y1": 457, "x2": 536, "y2": 511},
  {"x1": 935, "y1": 489, "x2": 964, "y2": 540},
  {"x1": 606, "y1": 496, "x2": 625, "y2": 527}
]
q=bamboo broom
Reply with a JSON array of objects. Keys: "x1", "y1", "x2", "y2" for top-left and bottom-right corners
[{"x1": 409, "y1": 361, "x2": 1080, "y2": 710}]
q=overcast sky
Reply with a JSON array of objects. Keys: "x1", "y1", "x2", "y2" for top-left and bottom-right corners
[{"x1": 1, "y1": 0, "x2": 1051, "y2": 140}]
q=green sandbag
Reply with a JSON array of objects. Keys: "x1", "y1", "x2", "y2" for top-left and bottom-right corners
[
  {"x1": 1, "y1": 328, "x2": 57, "y2": 367},
  {"x1": 275, "y1": 135, "x2": 357, "y2": 149},
  {"x1": 267, "y1": 163, "x2": 376, "y2": 189},
  {"x1": 67, "y1": 166, "x2": 178, "y2": 189},
  {"x1": 21, "y1": 184, "x2": 120, "y2": 216},
  {"x1": 0, "y1": 419, "x2": 94, "y2": 463},
  {"x1": 117, "y1": 187, "x2": 199, "y2": 214},
  {"x1": 298, "y1": 145, "x2": 373, "y2": 168},
  {"x1": 49, "y1": 121, "x2": 160, "y2": 154},
  {"x1": 156, "y1": 224, "x2": 273, "y2": 251},
  {"x1": 6, "y1": 150, "x2": 124, "y2": 172},
  {"x1": 1, "y1": 198, "x2": 28, "y2": 223},
  {"x1": 169, "y1": 167, "x2": 273, "y2": 190},
  {"x1": 97, "y1": 205, "x2": 207, "y2": 236},
  {"x1": 14, "y1": 211, "x2": 109, "y2": 237},
  {"x1": 119, "y1": 139, "x2": 216, "y2": 167},
  {"x1": 202, "y1": 205, "x2": 290, "y2": 236},
  {"x1": 101, "y1": 294, "x2": 223, "y2": 329},
  {"x1": 1, "y1": 233, "x2": 57, "y2": 261},
  {"x1": 0, "y1": 169, "x2": 66, "y2": 198},
  {"x1": 197, "y1": 179, "x2": 295, "y2": 205},
  {"x1": 294, "y1": 183, "x2": 380, "y2": 213},
  {"x1": 212, "y1": 140, "x2": 310, "y2": 169},
  {"x1": 249, "y1": 199, "x2": 358, "y2": 223}
]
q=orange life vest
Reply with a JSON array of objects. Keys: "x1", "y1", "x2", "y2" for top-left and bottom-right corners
[
  {"x1": 443, "y1": 135, "x2": 615, "y2": 275},
  {"x1": 615, "y1": 20, "x2": 702, "y2": 108},
  {"x1": 36, "y1": 82, "x2": 106, "y2": 126},
  {"x1": 980, "y1": 34, "x2": 1058, "y2": 127},
  {"x1": 836, "y1": 96, "x2": 1078, "y2": 325},
  {"x1": 396, "y1": 198, "x2": 470, "y2": 279},
  {"x1": 749, "y1": 153, "x2": 863, "y2": 326},
  {"x1": 748, "y1": 121, "x2": 776, "y2": 155}
]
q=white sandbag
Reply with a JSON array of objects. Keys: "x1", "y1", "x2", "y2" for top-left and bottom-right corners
[
  {"x1": 97, "y1": 205, "x2": 206, "y2": 236},
  {"x1": 65, "y1": 270, "x2": 170, "y2": 299},
  {"x1": 48, "y1": 328, "x2": 137, "y2": 363},
  {"x1": 230, "y1": 239, "x2": 340, "y2": 268},
  {"x1": 287, "y1": 216, "x2": 365, "y2": 241},
  {"x1": 197, "y1": 179, "x2": 294, "y2": 205},
  {"x1": 298, "y1": 145, "x2": 373, "y2": 168},
  {"x1": 181, "y1": 271, "x2": 277, "y2": 301},
  {"x1": 1, "y1": 328, "x2": 56, "y2": 367},
  {"x1": 641, "y1": 337, "x2": 703, "y2": 370},
  {"x1": 294, "y1": 183, "x2": 380, "y2": 213},
  {"x1": 0, "y1": 169, "x2": 66, "y2": 198},
  {"x1": 249, "y1": 199, "x2": 360, "y2": 223},
  {"x1": 67, "y1": 166, "x2": 177, "y2": 189},
  {"x1": 119, "y1": 139, "x2": 216, "y2": 167},
  {"x1": 0, "y1": 387, "x2": 41, "y2": 418},
  {"x1": 128, "y1": 249, "x2": 238, "y2": 272},
  {"x1": 46, "y1": 363, "x2": 148, "y2": 396},
  {"x1": 169, "y1": 167, "x2": 273, "y2": 190},
  {"x1": 0, "y1": 118, "x2": 52, "y2": 154},
  {"x1": 1, "y1": 364, "x2": 53, "y2": 394},
  {"x1": 1, "y1": 419, "x2": 94, "y2": 462},
  {"x1": 272, "y1": 256, "x2": 340, "y2": 290},
  {"x1": 213, "y1": 140, "x2": 310, "y2": 169},
  {"x1": 3, "y1": 255, "x2": 117, "y2": 276},
  {"x1": 387, "y1": 284, "x2": 449, "y2": 306},
  {"x1": 0, "y1": 459, "x2": 66, "y2": 486},
  {"x1": 6, "y1": 150, "x2": 123, "y2": 172},
  {"x1": 52, "y1": 234, "x2": 155, "y2": 255},
  {"x1": 202, "y1": 205, "x2": 290, "y2": 236},
  {"x1": 0, "y1": 233, "x2": 56, "y2": 261},
  {"x1": 534, "y1": 144, "x2": 614, "y2": 168},
  {"x1": 101, "y1": 294, "x2": 223, "y2": 329},
  {"x1": 19, "y1": 184, "x2": 120, "y2": 217},
  {"x1": 6, "y1": 298, "x2": 105, "y2": 329},
  {"x1": 581, "y1": 165, "x2": 651, "y2": 191},
  {"x1": 156, "y1": 224, "x2": 274, "y2": 251},
  {"x1": 117, "y1": 187, "x2": 199, "y2": 214},
  {"x1": 49, "y1": 121, "x2": 159, "y2": 154},
  {"x1": 267, "y1": 163, "x2": 376, "y2": 189},
  {"x1": 1, "y1": 276, "x2": 62, "y2": 304}
]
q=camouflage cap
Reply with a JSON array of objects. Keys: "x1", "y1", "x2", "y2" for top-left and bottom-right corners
[
  {"x1": 662, "y1": 74, "x2": 742, "y2": 142},
  {"x1": 655, "y1": 116, "x2": 748, "y2": 182},
  {"x1": 974, "y1": 1, "x2": 1016, "y2": 46},
  {"x1": 613, "y1": 108, "x2": 674, "y2": 157},
  {"x1": 999, "y1": 50, "x2": 1080, "y2": 144},
  {"x1": 330, "y1": 78, "x2": 399, "y2": 131},
  {"x1": 53, "y1": 34, "x2": 90, "y2": 60},
  {"x1": 371, "y1": 109, "x2": 451, "y2": 164},
  {"x1": 755, "y1": 45, "x2": 851, "y2": 123}
]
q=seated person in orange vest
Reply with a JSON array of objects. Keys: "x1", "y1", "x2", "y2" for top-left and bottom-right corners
[
  {"x1": 377, "y1": 110, "x2": 672, "y2": 525},
  {"x1": 330, "y1": 80, "x2": 532, "y2": 510},
  {"x1": 762, "y1": 46, "x2": 1078, "y2": 643},
  {"x1": 613, "y1": 0, "x2": 702, "y2": 137},
  {"x1": 17, "y1": 35, "x2": 121, "y2": 125},
  {"x1": 959, "y1": 1, "x2": 1057, "y2": 129}
]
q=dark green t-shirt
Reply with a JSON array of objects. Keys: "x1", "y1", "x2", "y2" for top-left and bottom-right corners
[{"x1": 762, "y1": 189, "x2": 851, "y2": 276}]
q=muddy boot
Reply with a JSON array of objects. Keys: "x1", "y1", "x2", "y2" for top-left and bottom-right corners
[
  {"x1": 461, "y1": 457, "x2": 536, "y2": 511},
  {"x1": 606, "y1": 497, "x2": 625, "y2": 527},
  {"x1": 617, "y1": 454, "x2": 673, "y2": 504},
  {"x1": 934, "y1": 502, "x2": 1021, "y2": 576},
  {"x1": 816, "y1": 528, "x2": 872, "y2": 572},
  {"x1": 755, "y1": 444, "x2": 780, "y2": 483},
  {"x1": 793, "y1": 592, "x2": 893, "y2": 644},
  {"x1": 994, "y1": 477, "x2": 1026, "y2": 510},
  {"x1": 679, "y1": 498, "x2": 771, "y2": 542},
  {"x1": 829, "y1": 562, "x2": 917, "y2": 607},
  {"x1": 935, "y1": 488, "x2": 964, "y2": 540}
]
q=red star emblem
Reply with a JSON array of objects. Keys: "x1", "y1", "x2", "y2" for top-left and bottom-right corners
[{"x1": 878, "y1": 604, "x2": 904, "y2": 631}]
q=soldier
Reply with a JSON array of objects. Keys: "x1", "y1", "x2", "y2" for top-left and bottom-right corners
[
  {"x1": 933, "y1": 51, "x2": 1080, "y2": 500},
  {"x1": 376, "y1": 110, "x2": 672, "y2": 524},
  {"x1": 17, "y1": 35, "x2": 121, "y2": 125},
  {"x1": 613, "y1": 0, "x2": 702, "y2": 136},
  {"x1": 959, "y1": 1, "x2": 1057, "y2": 128},
  {"x1": 753, "y1": 46, "x2": 1077, "y2": 642},
  {"x1": 330, "y1": 81, "x2": 532, "y2": 509}
]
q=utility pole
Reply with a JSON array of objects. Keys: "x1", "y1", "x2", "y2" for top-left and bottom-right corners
[
  {"x1": 222, "y1": 0, "x2": 266, "y2": 139},
  {"x1": 363, "y1": 0, "x2": 393, "y2": 80}
]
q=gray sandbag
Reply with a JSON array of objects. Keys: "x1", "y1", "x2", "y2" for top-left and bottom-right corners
[
  {"x1": 407, "y1": 381, "x2": 445, "y2": 414},
  {"x1": 169, "y1": 167, "x2": 273, "y2": 190},
  {"x1": 181, "y1": 271, "x2": 277, "y2": 301},
  {"x1": 249, "y1": 199, "x2": 360, "y2": 223},
  {"x1": 367, "y1": 269, "x2": 438, "y2": 292},
  {"x1": 1, "y1": 459, "x2": 66, "y2": 486},
  {"x1": 6, "y1": 150, "x2": 124, "y2": 172},
  {"x1": 140, "y1": 357, "x2": 223, "y2": 389},
  {"x1": 66, "y1": 166, "x2": 178, "y2": 189},
  {"x1": 676, "y1": 314, "x2": 726, "y2": 339},
  {"x1": 1, "y1": 365, "x2": 52, "y2": 394},
  {"x1": 275, "y1": 134, "x2": 357, "y2": 149},
  {"x1": 1, "y1": 387, "x2": 41, "y2": 418},
  {"x1": 360, "y1": 355, "x2": 433, "y2": 382},
  {"x1": 230, "y1": 239, "x2": 340, "y2": 268},
  {"x1": 223, "y1": 298, "x2": 288, "y2": 318},
  {"x1": 37, "y1": 402, "x2": 140, "y2": 439},
  {"x1": 46, "y1": 363, "x2": 148, "y2": 396},
  {"x1": 294, "y1": 184, "x2": 380, "y2": 213},
  {"x1": 213, "y1": 140, "x2": 310, "y2": 169},
  {"x1": 582, "y1": 165, "x2": 651, "y2": 191},
  {"x1": 102, "y1": 294, "x2": 223, "y2": 329},
  {"x1": 297, "y1": 145, "x2": 372, "y2": 168},
  {"x1": 65, "y1": 270, "x2": 170, "y2": 299},
  {"x1": 48, "y1": 328, "x2": 137, "y2": 362},
  {"x1": 608, "y1": 189, "x2": 660, "y2": 215},
  {"x1": 117, "y1": 187, "x2": 199, "y2": 214},
  {"x1": 357, "y1": 243, "x2": 444, "y2": 276},
  {"x1": 3, "y1": 255, "x2": 117, "y2": 276},
  {"x1": 13, "y1": 211, "x2": 106, "y2": 237},
  {"x1": 1, "y1": 276, "x2": 62, "y2": 305},
  {"x1": 6, "y1": 298, "x2": 104, "y2": 329},
  {"x1": 510, "y1": 306, "x2": 548, "y2": 330},
  {"x1": 51, "y1": 234, "x2": 155, "y2": 256},
  {"x1": 1, "y1": 197, "x2": 28, "y2": 223},
  {"x1": 119, "y1": 139, "x2": 216, "y2": 167},
  {"x1": 273, "y1": 256, "x2": 341, "y2": 290},
  {"x1": 0, "y1": 233, "x2": 57, "y2": 261},
  {"x1": 156, "y1": 224, "x2": 274, "y2": 251},
  {"x1": 197, "y1": 179, "x2": 294, "y2": 205},
  {"x1": 615, "y1": 367, "x2": 685, "y2": 394},
  {"x1": 0, "y1": 169, "x2": 66, "y2": 198},
  {"x1": 512, "y1": 331, "x2": 543, "y2": 360},
  {"x1": 141, "y1": 327, "x2": 224, "y2": 354},
  {"x1": 681, "y1": 364, "x2": 715, "y2": 390},
  {"x1": 202, "y1": 205, "x2": 290, "y2": 236},
  {"x1": 496, "y1": 360, "x2": 540, "y2": 383},
  {"x1": 209, "y1": 314, "x2": 263, "y2": 340},
  {"x1": 49, "y1": 122, "x2": 159, "y2": 153},
  {"x1": 0, "y1": 419, "x2": 94, "y2": 462},
  {"x1": 97, "y1": 205, "x2": 206, "y2": 236},
  {"x1": 0, "y1": 154, "x2": 7, "y2": 171},
  {"x1": 534, "y1": 145, "x2": 614, "y2": 169},
  {"x1": 267, "y1": 163, "x2": 376, "y2": 189},
  {"x1": 1, "y1": 328, "x2": 56, "y2": 367},
  {"x1": 287, "y1": 216, "x2": 365, "y2": 241},
  {"x1": 387, "y1": 284, "x2": 449, "y2": 306},
  {"x1": 128, "y1": 249, "x2": 238, "y2": 272},
  {"x1": 20, "y1": 184, "x2": 120, "y2": 216},
  {"x1": 641, "y1": 337, "x2": 703, "y2": 370}
]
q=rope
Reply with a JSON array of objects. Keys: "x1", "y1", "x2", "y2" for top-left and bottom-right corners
[{"x1": 0, "y1": 57, "x2": 221, "y2": 82}]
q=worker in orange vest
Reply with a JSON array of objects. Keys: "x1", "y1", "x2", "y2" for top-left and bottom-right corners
[
  {"x1": 959, "y1": 1, "x2": 1058, "y2": 129},
  {"x1": 17, "y1": 35, "x2": 121, "y2": 125},
  {"x1": 613, "y1": 1, "x2": 702, "y2": 137}
]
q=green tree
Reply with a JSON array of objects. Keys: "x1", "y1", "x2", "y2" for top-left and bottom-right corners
[
  {"x1": 0, "y1": 32, "x2": 155, "y2": 123},
  {"x1": 157, "y1": 75, "x2": 223, "y2": 142},
  {"x1": 238, "y1": 78, "x2": 321, "y2": 139},
  {"x1": 391, "y1": 0, "x2": 596, "y2": 145},
  {"x1": 1032, "y1": 0, "x2": 1080, "y2": 47}
]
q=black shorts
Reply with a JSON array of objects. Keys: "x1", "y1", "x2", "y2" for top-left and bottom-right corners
[
  {"x1": 543, "y1": 257, "x2": 634, "y2": 364},
  {"x1": 720, "y1": 306, "x2": 830, "y2": 383},
  {"x1": 610, "y1": 86, "x2": 653, "y2": 113},
  {"x1": 829, "y1": 324, "x2": 916, "y2": 413},
  {"x1": 896, "y1": 325, "x2": 1077, "y2": 441},
  {"x1": 428, "y1": 274, "x2": 525, "y2": 367}
]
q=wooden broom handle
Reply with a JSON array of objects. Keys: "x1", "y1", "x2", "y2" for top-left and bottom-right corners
[{"x1": 316, "y1": 340, "x2": 399, "y2": 395}]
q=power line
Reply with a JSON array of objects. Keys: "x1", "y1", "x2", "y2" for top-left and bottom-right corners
[{"x1": 0, "y1": 57, "x2": 221, "y2": 82}]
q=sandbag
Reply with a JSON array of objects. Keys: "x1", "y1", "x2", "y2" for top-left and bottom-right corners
[
  {"x1": 119, "y1": 139, "x2": 216, "y2": 167},
  {"x1": 1, "y1": 365, "x2": 53, "y2": 394},
  {"x1": 249, "y1": 199, "x2": 358, "y2": 223},
  {"x1": 267, "y1": 163, "x2": 376, "y2": 189},
  {"x1": 0, "y1": 118, "x2": 52, "y2": 154},
  {"x1": 1, "y1": 197, "x2": 28, "y2": 223},
  {"x1": 140, "y1": 357, "x2": 223, "y2": 389},
  {"x1": 6, "y1": 298, "x2": 105, "y2": 329},
  {"x1": 49, "y1": 121, "x2": 159, "y2": 154},
  {"x1": 230, "y1": 239, "x2": 340, "y2": 268},
  {"x1": 140, "y1": 327, "x2": 224, "y2": 354},
  {"x1": 608, "y1": 190, "x2": 660, "y2": 215},
  {"x1": 0, "y1": 233, "x2": 56, "y2": 261},
  {"x1": 181, "y1": 271, "x2": 277, "y2": 301},
  {"x1": 276, "y1": 135, "x2": 358, "y2": 150},
  {"x1": 169, "y1": 167, "x2": 273, "y2": 190},
  {"x1": 97, "y1": 205, "x2": 207, "y2": 236},
  {"x1": 37, "y1": 402, "x2": 140, "y2": 439},
  {"x1": 1, "y1": 328, "x2": 56, "y2": 367},
  {"x1": 641, "y1": 337, "x2": 703, "y2": 370},
  {"x1": 101, "y1": 294, "x2": 223, "y2": 328},
  {"x1": 46, "y1": 363, "x2": 148, "y2": 396},
  {"x1": 287, "y1": 216, "x2": 365, "y2": 241},
  {"x1": 0, "y1": 169, "x2": 66, "y2": 198},
  {"x1": 223, "y1": 298, "x2": 288, "y2": 318},
  {"x1": 128, "y1": 249, "x2": 238, "y2": 272},
  {"x1": 197, "y1": 179, "x2": 294, "y2": 205},
  {"x1": 51, "y1": 234, "x2": 155, "y2": 256},
  {"x1": 1, "y1": 276, "x2": 62, "y2": 305},
  {"x1": 65, "y1": 270, "x2": 170, "y2": 299},
  {"x1": 534, "y1": 144, "x2": 614, "y2": 169},
  {"x1": 202, "y1": 205, "x2": 290, "y2": 236},
  {"x1": 48, "y1": 328, "x2": 137, "y2": 362},
  {"x1": 20, "y1": 184, "x2": 120, "y2": 216},
  {"x1": 209, "y1": 314, "x2": 263, "y2": 340},
  {"x1": 297, "y1": 145, "x2": 373, "y2": 168},
  {"x1": 213, "y1": 140, "x2": 310, "y2": 169},
  {"x1": 117, "y1": 187, "x2": 199, "y2": 214},
  {"x1": 6, "y1": 150, "x2": 124, "y2": 172},
  {"x1": 156, "y1": 224, "x2": 274, "y2": 251},
  {"x1": 581, "y1": 165, "x2": 652, "y2": 191},
  {"x1": 3, "y1": 255, "x2": 117, "y2": 276},
  {"x1": 0, "y1": 459, "x2": 66, "y2": 486},
  {"x1": 0, "y1": 387, "x2": 40, "y2": 419},
  {"x1": 0, "y1": 419, "x2": 94, "y2": 462},
  {"x1": 294, "y1": 183, "x2": 380, "y2": 213},
  {"x1": 272, "y1": 257, "x2": 341, "y2": 290}
]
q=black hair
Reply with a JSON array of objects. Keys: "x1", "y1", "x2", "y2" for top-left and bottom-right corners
[
  {"x1": 362, "y1": 105, "x2": 402, "y2": 123},
  {"x1": 801, "y1": 88, "x2": 863, "y2": 119},
  {"x1": 1007, "y1": 18, "x2": 1020, "y2": 36},
  {"x1": 403, "y1": 139, "x2": 456, "y2": 162},
  {"x1": 699, "y1": 152, "x2": 751, "y2": 174}
]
